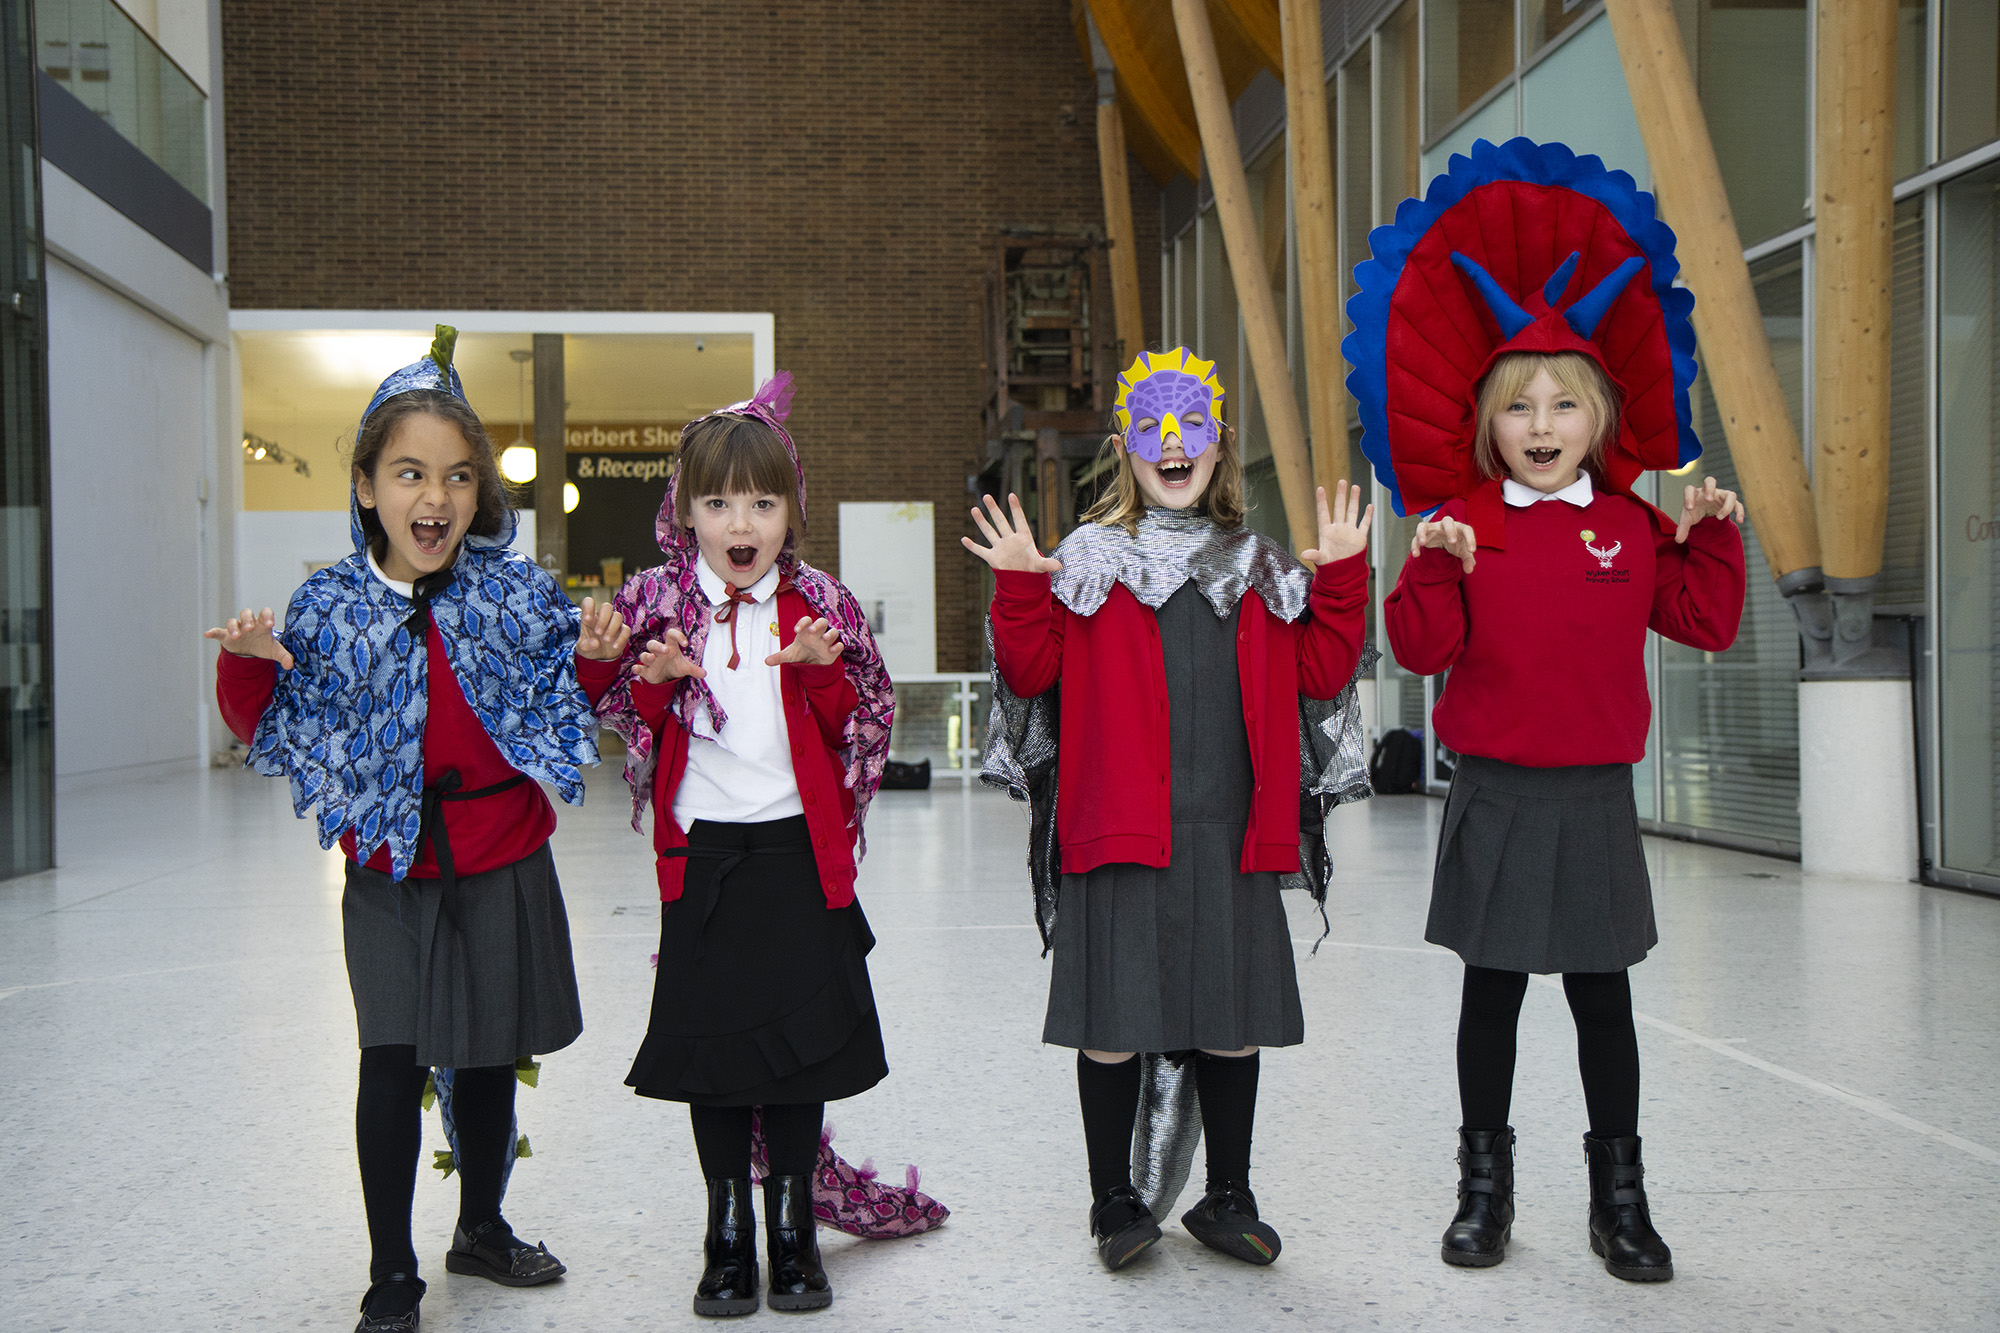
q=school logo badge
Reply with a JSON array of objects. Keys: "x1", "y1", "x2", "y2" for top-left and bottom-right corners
[{"x1": 1581, "y1": 529, "x2": 1621, "y2": 569}]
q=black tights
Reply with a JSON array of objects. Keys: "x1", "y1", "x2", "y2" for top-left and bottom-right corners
[
  {"x1": 1455, "y1": 965, "x2": 1641, "y2": 1138},
  {"x1": 688, "y1": 1102, "x2": 825, "y2": 1181},
  {"x1": 355, "y1": 1045, "x2": 517, "y2": 1281}
]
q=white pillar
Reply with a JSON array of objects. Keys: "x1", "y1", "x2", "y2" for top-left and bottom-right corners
[{"x1": 1798, "y1": 678, "x2": 1918, "y2": 880}]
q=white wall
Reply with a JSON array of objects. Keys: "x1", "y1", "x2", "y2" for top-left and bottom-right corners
[
  {"x1": 236, "y1": 510, "x2": 538, "y2": 628},
  {"x1": 48, "y1": 260, "x2": 207, "y2": 776}
]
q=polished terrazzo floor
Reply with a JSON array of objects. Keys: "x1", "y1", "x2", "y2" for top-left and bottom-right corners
[{"x1": 5, "y1": 762, "x2": 1998, "y2": 1331}]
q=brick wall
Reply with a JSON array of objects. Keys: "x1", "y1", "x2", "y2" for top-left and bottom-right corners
[{"x1": 221, "y1": 1, "x2": 1162, "y2": 671}]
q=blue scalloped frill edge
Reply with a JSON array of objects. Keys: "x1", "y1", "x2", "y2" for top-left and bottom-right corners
[{"x1": 1340, "y1": 136, "x2": 1702, "y2": 517}]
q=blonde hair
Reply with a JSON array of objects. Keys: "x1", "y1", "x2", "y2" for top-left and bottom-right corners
[
  {"x1": 1472, "y1": 352, "x2": 1620, "y2": 480},
  {"x1": 1081, "y1": 420, "x2": 1245, "y2": 536}
]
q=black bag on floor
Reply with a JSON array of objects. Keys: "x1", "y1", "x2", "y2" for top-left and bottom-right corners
[
  {"x1": 880, "y1": 758, "x2": 931, "y2": 790},
  {"x1": 1369, "y1": 729, "x2": 1424, "y2": 795}
]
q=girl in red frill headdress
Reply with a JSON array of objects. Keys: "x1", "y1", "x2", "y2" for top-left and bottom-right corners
[{"x1": 1351, "y1": 138, "x2": 1748, "y2": 1282}]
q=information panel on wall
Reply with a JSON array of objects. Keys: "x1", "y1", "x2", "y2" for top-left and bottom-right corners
[{"x1": 838, "y1": 502, "x2": 936, "y2": 676}]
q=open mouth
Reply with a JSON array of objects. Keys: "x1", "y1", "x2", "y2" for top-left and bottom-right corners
[
  {"x1": 1524, "y1": 447, "x2": 1562, "y2": 469},
  {"x1": 726, "y1": 545, "x2": 760, "y2": 572},
  {"x1": 411, "y1": 517, "x2": 452, "y2": 556},
  {"x1": 1157, "y1": 457, "x2": 1195, "y2": 486}
]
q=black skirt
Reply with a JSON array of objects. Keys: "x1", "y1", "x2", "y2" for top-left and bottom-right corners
[
  {"x1": 343, "y1": 842, "x2": 584, "y2": 1069},
  {"x1": 626, "y1": 814, "x2": 888, "y2": 1106},
  {"x1": 1425, "y1": 754, "x2": 1657, "y2": 974}
]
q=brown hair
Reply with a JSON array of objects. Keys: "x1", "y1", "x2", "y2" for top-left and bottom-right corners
[
  {"x1": 1472, "y1": 351, "x2": 1620, "y2": 480},
  {"x1": 1080, "y1": 419, "x2": 1246, "y2": 536},
  {"x1": 672, "y1": 413, "x2": 805, "y2": 539},
  {"x1": 350, "y1": 390, "x2": 511, "y2": 554}
]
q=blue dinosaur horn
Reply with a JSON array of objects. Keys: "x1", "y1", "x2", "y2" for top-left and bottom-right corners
[
  {"x1": 1450, "y1": 252, "x2": 1533, "y2": 338},
  {"x1": 1542, "y1": 252, "x2": 1582, "y2": 306},
  {"x1": 1563, "y1": 256, "x2": 1647, "y2": 339}
]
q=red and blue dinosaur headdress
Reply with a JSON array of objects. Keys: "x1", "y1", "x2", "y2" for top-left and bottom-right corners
[{"x1": 1343, "y1": 137, "x2": 1701, "y2": 531}]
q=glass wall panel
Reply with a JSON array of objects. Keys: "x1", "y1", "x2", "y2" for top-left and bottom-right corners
[
  {"x1": 1881, "y1": 196, "x2": 1929, "y2": 608},
  {"x1": 1239, "y1": 140, "x2": 1289, "y2": 544},
  {"x1": 1173, "y1": 231, "x2": 1194, "y2": 350},
  {"x1": 1688, "y1": 0, "x2": 1808, "y2": 246},
  {"x1": 34, "y1": 0, "x2": 207, "y2": 201},
  {"x1": 1377, "y1": 4, "x2": 1421, "y2": 215},
  {"x1": 1197, "y1": 204, "x2": 1239, "y2": 441},
  {"x1": 1, "y1": 0, "x2": 52, "y2": 878},
  {"x1": 1527, "y1": 0, "x2": 1592, "y2": 54},
  {"x1": 1422, "y1": 86, "x2": 1515, "y2": 181},
  {"x1": 1520, "y1": 13, "x2": 1650, "y2": 190},
  {"x1": 1936, "y1": 163, "x2": 2000, "y2": 877},
  {"x1": 1893, "y1": 0, "x2": 1929, "y2": 179},
  {"x1": 1941, "y1": 0, "x2": 2000, "y2": 162},
  {"x1": 1657, "y1": 248, "x2": 1804, "y2": 848},
  {"x1": 1339, "y1": 44, "x2": 1372, "y2": 423},
  {"x1": 1425, "y1": 0, "x2": 1516, "y2": 135}
]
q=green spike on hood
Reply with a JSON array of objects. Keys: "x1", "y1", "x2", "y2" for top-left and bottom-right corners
[{"x1": 428, "y1": 324, "x2": 458, "y2": 377}]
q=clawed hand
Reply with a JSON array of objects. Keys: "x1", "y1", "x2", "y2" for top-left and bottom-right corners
[
  {"x1": 575, "y1": 596, "x2": 631, "y2": 662},
  {"x1": 961, "y1": 493, "x2": 1063, "y2": 574},
  {"x1": 767, "y1": 617, "x2": 844, "y2": 667},
  {"x1": 1676, "y1": 476, "x2": 1742, "y2": 543},
  {"x1": 635, "y1": 629, "x2": 705, "y2": 684},
  {"x1": 203, "y1": 607, "x2": 295, "y2": 670},
  {"x1": 1413, "y1": 515, "x2": 1478, "y2": 574},
  {"x1": 1300, "y1": 482, "x2": 1374, "y2": 568}
]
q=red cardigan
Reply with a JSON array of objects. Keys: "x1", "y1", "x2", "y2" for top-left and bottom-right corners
[
  {"x1": 990, "y1": 552, "x2": 1368, "y2": 877},
  {"x1": 1383, "y1": 490, "x2": 1745, "y2": 767},
  {"x1": 635, "y1": 586, "x2": 866, "y2": 908}
]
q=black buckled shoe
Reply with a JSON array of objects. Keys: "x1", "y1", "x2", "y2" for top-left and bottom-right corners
[
  {"x1": 444, "y1": 1218, "x2": 566, "y2": 1287},
  {"x1": 1180, "y1": 1185, "x2": 1282, "y2": 1265},
  {"x1": 1441, "y1": 1126, "x2": 1515, "y2": 1268},
  {"x1": 763, "y1": 1173, "x2": 832, "y2": 1311},
  {"x1": 1089, "y1": 1185, "x2": 1163, "y2": 1271},
  {"x1": 694, "y1": 1177, "x2": 760, "y2": 1317},
  {"x1": 355, "y1": 1272, "x2": 425, "y2": 1333},
  {"x1": 1585, "y1": 1134, "x2": 1673, "y2": 1281}
]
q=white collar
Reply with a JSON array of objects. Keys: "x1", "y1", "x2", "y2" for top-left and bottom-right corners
[
  {"x1": 1503, "y1": 473, "x2": 1594, "y2": 508},
  {"x1": 695, "y1": 557, "x2": 781, "y2": 607},
  {"x1": 366, "y1": 549, "x2": 415, "y2": 598}
]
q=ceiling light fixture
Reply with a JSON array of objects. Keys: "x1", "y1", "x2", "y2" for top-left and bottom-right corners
[{"x1": 500, "y1": 347, "x2": 537, "y2": 484}]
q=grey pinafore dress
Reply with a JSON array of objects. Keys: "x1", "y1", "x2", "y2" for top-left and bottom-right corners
[{"x1": 1041, "y1": 582, "x2": 1305, "y2": 1052}]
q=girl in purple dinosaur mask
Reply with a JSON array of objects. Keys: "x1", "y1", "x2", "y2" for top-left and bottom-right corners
[
  {"x1": 597, "y1": 372, "x2": 941, "y2": 1318},
  {"x1": 971, "y1": 347, "x2": 1375, "y2": 1273}
]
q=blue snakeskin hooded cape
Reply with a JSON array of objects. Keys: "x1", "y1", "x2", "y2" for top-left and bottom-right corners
[{"x1": 244, "y1": 345, "x2": 598, "y2": 879}]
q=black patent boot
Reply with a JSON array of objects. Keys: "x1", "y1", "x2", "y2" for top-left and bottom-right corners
[
  {"x1": 692, "y1": 1177, "x2": 759, "y2": 1317},
  {"x1": 1440, "y1": 1126, "x2": 1515, "y2": 1268},
  {"x1": 763, "y1": 1173, "x2": 832, "y2": 1311},
  {"x1": 1585, "y1": 1134, "x2": 1673, "y2": 1281}
]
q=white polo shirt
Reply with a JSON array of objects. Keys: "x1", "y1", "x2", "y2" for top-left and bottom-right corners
[{"x1": 671, "y1": 561, "x2": 806, "y2": 827}]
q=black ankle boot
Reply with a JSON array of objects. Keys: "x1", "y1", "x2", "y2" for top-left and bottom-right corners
[
  {"x1": 763, "y1": 1173, "x2": 831, "y2": 1311},
  {"x1": 1441, "y1": 1126, "x2": 1515, "y2": 1268},
  {"x1": 1089, "y1": 1184, "x2": 1162, "y2": 1271},
  {"x1": 693, "y1": 1178, "x2": 759, "y2": 1317},
  {"x1": 1584, "y1": 1134, "x2": 1673, "y2": 1281}
]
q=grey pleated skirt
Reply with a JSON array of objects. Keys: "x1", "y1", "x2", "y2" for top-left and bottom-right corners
[
  {"x1": 343, "y1": 842, "x2": 585, "y2": 1068},
  {"x1": 1425, "y1": 754, "x2": 1656, "y2": 974},
  {"x1": 1040, "y1": 581, "x2": 1304, "y2": 1053}
]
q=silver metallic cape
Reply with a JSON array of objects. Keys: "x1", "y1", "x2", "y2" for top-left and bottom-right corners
[{"x1": 979, "y1": 509, "x2": 1378, "y2": 1216}]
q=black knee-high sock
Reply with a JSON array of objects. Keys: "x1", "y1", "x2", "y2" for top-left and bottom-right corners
[
  {"x1": 356, "y1": 1045, "x2": 429, "y2": 1283},
  {"x1": 1075, "y1": 1051, "x2": 1142, "y2": 1203},
  {"x1": 758, "y1": 1102, "x2": 825, "y2": 1178},
  {"x1": 689, "y1": 1105, "x2": 754, "y2": 1181},
  {"x1": 1457, "y1": 965, "x2": 1530, "y2": 1129},
  {"x1": 449, "y1": 1064, "x2": 517, "y2": 1231},
  {"x1": 1193, "y1": 1050, "x2": 1260, "y2": 1193},
  {"x1": 1564, "y1": 970, "x2": 1641, "y2": 1138}
]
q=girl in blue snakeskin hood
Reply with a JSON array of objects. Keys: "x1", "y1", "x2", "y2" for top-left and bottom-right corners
[{"x1": 206, "y1": 326, "x2": 636, "y2": 1333}]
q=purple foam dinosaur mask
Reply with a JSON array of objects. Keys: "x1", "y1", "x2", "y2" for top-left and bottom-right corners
[{"x1": 1112, "y1": 348, "x2": 1226, "y2": 463}]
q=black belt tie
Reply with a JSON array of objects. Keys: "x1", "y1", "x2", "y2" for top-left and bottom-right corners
[
  {"x1": 660, "y1": 840, "x2": 814, "y2": 957},
  {"x1": 418, "y1": 768, "x2": 530, "y2": 907}
]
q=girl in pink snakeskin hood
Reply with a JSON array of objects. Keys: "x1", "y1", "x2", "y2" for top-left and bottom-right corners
[{"x1": 597, "y1": 372, "x2": 933, "y2": 1316}]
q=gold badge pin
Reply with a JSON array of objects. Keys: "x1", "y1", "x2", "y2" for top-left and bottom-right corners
[{"x1": 1580, "y1": 529, "x2": 1595, "y2": 541}]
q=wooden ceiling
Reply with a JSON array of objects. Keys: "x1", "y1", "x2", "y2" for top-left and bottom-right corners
[{"x1": 1073, "y1": 0, "x2": 1286, "y2": 184}]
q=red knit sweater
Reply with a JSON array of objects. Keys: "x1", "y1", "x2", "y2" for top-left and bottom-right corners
[
  {"x1": 990, "y1": 552, "x2": 1368, "y2": 877},
  {"x1": 1383, "y1": 490, "x2": 1745, "y2": 767},
  {"x1": 217, "y1": 631, "x2": 620, "y2": 876}
]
